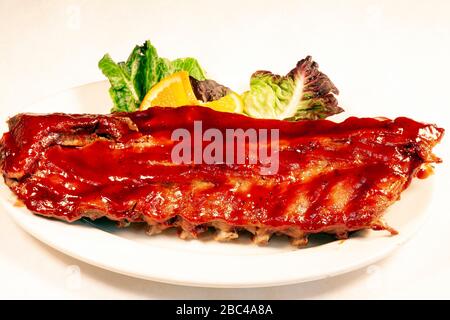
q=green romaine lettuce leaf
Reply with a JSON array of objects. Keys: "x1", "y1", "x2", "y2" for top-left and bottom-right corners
[
  {"x1": 98, "y1": 54, "x2": 141, "y2": 112},
  {"x1": 242, "y1": 56, "x2": 343, "y2": 120},
  {"x1": 99, "y1": 40, "x2": 207, "y2": 112},
  {"x1": 170, "y1": 58, "x2": 206, "y2": 80}
]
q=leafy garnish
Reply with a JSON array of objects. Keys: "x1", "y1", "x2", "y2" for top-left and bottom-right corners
[
  {"x1": 242, "y1": 56, "x2": 343, "y2": 120},
  {"x1": 99, "y1": 41, "x2": 343, "y2": 120},
  {"x1": 99, "y1": 41, "x2": 207, "y2": 112},
  {"x1": 190, "y1": 77, "x2": 231, "y2": 102},
  {"x1": 98, "y1": 54, "x2": 141, "y2": 112},
  {"x1": 170, "y1": 58, "x2": 207, "y2": 81}
]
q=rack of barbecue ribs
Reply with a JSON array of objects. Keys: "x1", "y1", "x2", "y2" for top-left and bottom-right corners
[{"x1": 0, "y1": 106, "x2": 444, "y2": 246}]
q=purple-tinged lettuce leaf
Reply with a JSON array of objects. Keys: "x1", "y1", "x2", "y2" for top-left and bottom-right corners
[
  {"x1": 189, "y1": 77, "x2": 231, "y2": 102},
  {"x1": 242, "y1": 56, "x2": 343, "y2": 120}
]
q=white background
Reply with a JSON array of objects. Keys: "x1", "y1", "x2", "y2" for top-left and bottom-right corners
[{"x1": 1, "y1": 0, "x2": 450, "y2": 299}]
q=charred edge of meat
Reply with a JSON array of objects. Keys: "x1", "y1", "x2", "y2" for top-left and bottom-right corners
[{"x1": 139, "y1": 215, "x2": 395, "y2": 247}]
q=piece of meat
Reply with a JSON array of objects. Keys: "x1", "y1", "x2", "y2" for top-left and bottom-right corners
[{"x1": 0, "y1": 106, "x2": 444, "y2": 246}]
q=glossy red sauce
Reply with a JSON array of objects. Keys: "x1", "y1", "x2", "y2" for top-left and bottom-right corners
[{"x1": 0, "y1": 106, "x2": 444, "y2": 232}]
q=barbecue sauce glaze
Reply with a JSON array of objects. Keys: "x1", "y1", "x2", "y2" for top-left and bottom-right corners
[{"x1": 0, "y1": 106, "x2": 444, "y2": 233}]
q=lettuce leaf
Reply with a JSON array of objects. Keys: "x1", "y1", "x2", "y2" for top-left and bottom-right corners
[
  {"x1": 190, "y1": 77, "x2": 231, "y2": 102},
  {"x1": 98, "y1": 55, "x2": 142, "y2": 112},
  {"x1": 242, "y1": 56, "x2": 343, "y2": 120},
  {"x1": 170, "y1": 58, "x2": 206, "y2": 80},
  {"x1": 99, "y1": 41, "x2": 207, "y2": 112}
]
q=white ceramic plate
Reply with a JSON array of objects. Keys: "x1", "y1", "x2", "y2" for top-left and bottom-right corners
[{"x1": 0, "y1": 82, "x2": 434, "y2": 288}]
